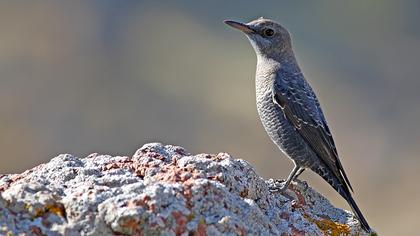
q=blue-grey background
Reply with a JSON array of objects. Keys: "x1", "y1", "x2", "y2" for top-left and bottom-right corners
[{"x1": 1, "y1": 1, "x2": 419, "y2": 234}]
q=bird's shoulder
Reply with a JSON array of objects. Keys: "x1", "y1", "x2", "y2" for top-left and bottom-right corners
[{"x1": 274, "y1": 66, "x2": 325, "y2": 126}]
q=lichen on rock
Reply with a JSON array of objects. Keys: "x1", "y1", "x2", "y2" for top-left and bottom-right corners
[{"x1": 0, "y1": 143, "x2": 373, "y2": 235}]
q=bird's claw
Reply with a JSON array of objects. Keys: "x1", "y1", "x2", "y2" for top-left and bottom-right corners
[{"x1": 269, "y1": 179, "x2": 288, "y2": 193}]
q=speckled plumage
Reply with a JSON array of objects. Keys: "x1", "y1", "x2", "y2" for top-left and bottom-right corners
[
  {"x1": 225, "y1": 18, "x2": 372, "y2": 233},
  {"x1": 255, "y1": 58, "x2": 318, "y2": 169}
]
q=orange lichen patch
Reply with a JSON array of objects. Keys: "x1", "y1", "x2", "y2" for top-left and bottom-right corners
[
  {"x1": 46, "y1": 203, "x2": 66, "y2": 217},
  {"x1": 304, "y1": 214, "x2": 350, "y2": 236},
  {"x1": 187, "y1": 213, "x2": 195, "y2": 221},
  {"x1": 314, "y1": 219, "x2": 350, "y2": 236},
  {"x1": 33, "y1": 202, "x2": 66, "y2": 218},
  {"x1": 239, "y1": 188, "x2": 249, "y2": 198}
]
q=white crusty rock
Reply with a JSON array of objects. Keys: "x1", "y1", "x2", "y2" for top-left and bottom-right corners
[{"x1": 0, "y1": 143, "x2": 373, "y2": 235}]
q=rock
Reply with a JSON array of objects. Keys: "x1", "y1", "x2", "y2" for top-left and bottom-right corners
[{"x1": 0, "y1": 143, "x2": 374, "y2": 236}]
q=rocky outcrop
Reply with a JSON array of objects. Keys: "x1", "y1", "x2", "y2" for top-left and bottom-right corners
[{"x1": 0, "y1": 143, "x2": 373, "y2": 235}]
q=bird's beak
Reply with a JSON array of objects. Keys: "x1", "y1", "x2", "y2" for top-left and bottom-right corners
[{"x1": 224, "y1": 20, "x2": 255, "y2": 34}]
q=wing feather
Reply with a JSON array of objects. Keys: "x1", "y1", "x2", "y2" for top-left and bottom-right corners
[{"x1": 273, "y1": 70, "x2": 353, "y2": 192}]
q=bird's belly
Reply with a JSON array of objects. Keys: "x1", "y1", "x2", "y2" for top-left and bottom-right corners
[{"x1": 256, "y1": 92, "x2": 315, "y2": 166}]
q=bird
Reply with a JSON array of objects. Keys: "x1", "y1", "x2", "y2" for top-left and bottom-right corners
[{"x1": 224, "y1": 17, "x2": 372, "y2": 233}]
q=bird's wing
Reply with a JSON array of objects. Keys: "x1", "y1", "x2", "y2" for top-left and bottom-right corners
[{"x1": 273, "y1": 69, "x2": 353, "y2": 191}]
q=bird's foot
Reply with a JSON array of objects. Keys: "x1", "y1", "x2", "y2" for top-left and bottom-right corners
[{"x1": 269, "y1": 179, "x2": 288, "y2": 193}]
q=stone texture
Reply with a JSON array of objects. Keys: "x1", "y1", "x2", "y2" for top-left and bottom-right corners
[{"x1": 0, "y1": 143, "x2": 374, "y2": 235}]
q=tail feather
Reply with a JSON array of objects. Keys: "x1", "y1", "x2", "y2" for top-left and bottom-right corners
[
  {"x1": 344, "y1": 191, "x2": 371, "y2": 233},
  {"x1": 314, "y1": 167, "x2": 372, "y2": 233}
]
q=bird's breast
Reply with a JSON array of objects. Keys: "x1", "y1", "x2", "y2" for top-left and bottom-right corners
[
  {"x1": 255, "y1": 76, "x2": 289, "y2": 142},
  {"x1": 255, "y1": 75, "x2": 313, "y2": 165}
]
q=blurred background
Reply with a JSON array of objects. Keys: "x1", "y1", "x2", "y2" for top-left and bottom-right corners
[{"x1": 1, "y1": 1, "x2": 419, "y2": 234}]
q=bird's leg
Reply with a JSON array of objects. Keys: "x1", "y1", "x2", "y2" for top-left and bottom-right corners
[
  {"x1": 270, "y1": 164, "x2": 300, "y2": 193},
  {"x1": 293, "y1": 167, "x2": 305, "y2": 180}
]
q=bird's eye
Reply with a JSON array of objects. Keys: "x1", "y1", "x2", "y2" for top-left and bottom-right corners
[{"x1": 263, "y1": 28, "x2": 275, "y2": 37}]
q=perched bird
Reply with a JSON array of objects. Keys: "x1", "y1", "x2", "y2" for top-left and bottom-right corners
[{"x1": 224, "y1": 18, "x2": 371, "y2": 233}]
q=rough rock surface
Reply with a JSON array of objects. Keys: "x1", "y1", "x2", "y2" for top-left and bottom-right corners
[{"x1": 0, "y1": 143, "x2": 373, "y2": 236}]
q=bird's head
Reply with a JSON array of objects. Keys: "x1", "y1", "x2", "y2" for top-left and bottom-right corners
[{"x1": 224, "y1": 17, "x2": 292, "y2": 60}]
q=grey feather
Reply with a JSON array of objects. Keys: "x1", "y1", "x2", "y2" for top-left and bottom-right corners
[
  {"x1": 225, "y1": 17, "x2": 371, "y2": 232},
  {"x1": 272, "y1": 67, "x2": 354, "y2": 192}
]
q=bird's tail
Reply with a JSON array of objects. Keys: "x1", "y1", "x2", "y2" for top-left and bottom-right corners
[
  {"x1": 316, "y1": 168, "x2": 372, "y2": 233},
  {"x1": 344, "y1": 190, "x2": 372, "y2": 233}
]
